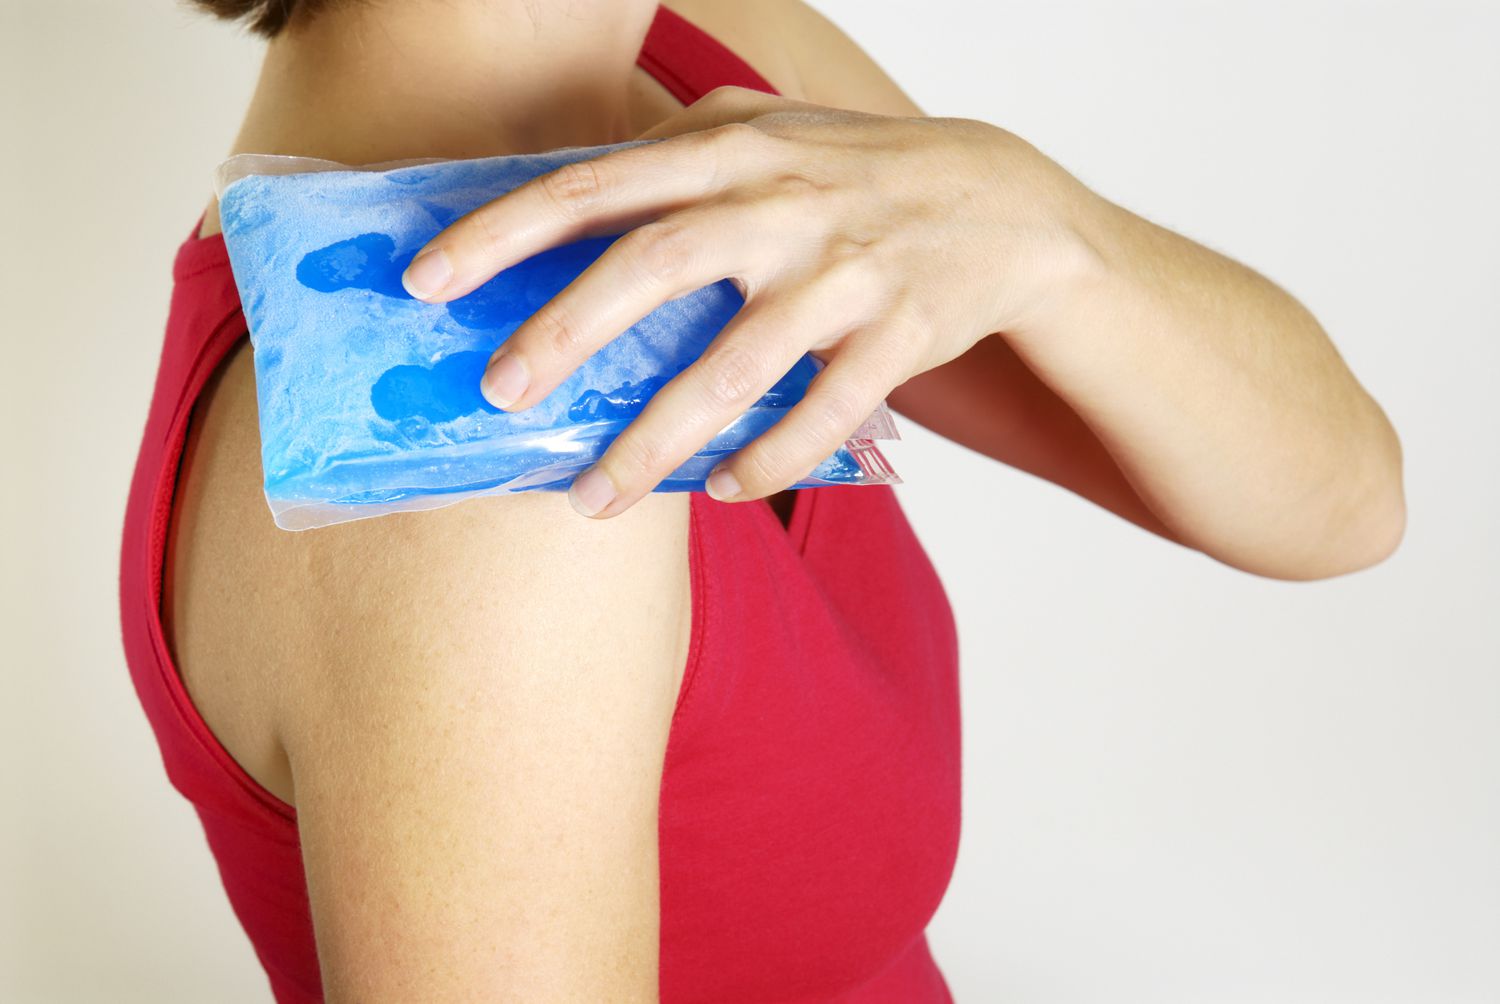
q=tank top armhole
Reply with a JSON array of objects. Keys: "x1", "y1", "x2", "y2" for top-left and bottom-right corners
[
  {"x1": 142, "y1": 288, "x2": 300, "y2": 826},
  {"x1": 672, "y1": 492, "x2": 712, "y2": 724}
]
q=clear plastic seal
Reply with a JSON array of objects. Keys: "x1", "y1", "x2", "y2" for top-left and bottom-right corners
[{"x1": 212, "y1": 143, "x2": 901, "y2": 530}]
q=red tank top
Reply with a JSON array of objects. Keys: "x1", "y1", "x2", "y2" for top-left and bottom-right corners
[{"x1": 118, "y1": 7, "x2": 962, "y2": 1001}]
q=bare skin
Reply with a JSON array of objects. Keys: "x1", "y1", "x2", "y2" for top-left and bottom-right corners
[{"x1": 166, "y1": 0, "x2": 1404, "y2": 998}]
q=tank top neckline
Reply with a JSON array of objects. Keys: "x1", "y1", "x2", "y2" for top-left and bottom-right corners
[{"x1": 165, "y1": 1, "x2": 819, "y2": 550}]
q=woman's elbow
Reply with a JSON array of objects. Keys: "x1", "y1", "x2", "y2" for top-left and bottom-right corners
[
  {"x1": 1274, "y1": 407, "x2": 1408, "y2": 582},
  {"x1": 1314, "y1": 479, "x2": 1406, "y2": 581}
]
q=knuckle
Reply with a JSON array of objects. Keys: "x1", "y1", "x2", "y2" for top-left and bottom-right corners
[
  {"x1": 701, "y1": 84, "x2": 752, "y2": 109},
  {"x1": 610, "y1": 429, "x2": 674, "y2": 482},
  {"x1": 688, "y1": 122, "x2": 768, "y2": 190},
  {"x1": 808, "y1": 382, "x2": 865, "y2": 443},
  {"x1": 470, "y1": 205, "x2": 508, "y2": 258},
  {"x1": 752, "y1": 170, "x2": 836, "y2": 223},
  {"x1": 540, "y1": 159, "x2": 607, "y2": 218},
  {"x1": 618, "y1": 220, "x2": 694, "y2": 287},
  {"x1": 884, "y1": 297, "x2": 932, "y2": 350},
  {"x1": 708, "y1": 120, "x2": 762, "y2": 147},
  {"x1": 881, "y1": 333, "x2": 923, "y2": 388},
  {"x1": 705, "y1": 122, "x2": 770, "y2": 175},
  {"x1": 771, "y1": 168, "x2": 834, "y2": 199},
  {"x1": 700, "y1": 340, "x2": 768, "y2": 409},
  {"x1": 824, "y1": 230, "x2": 880, "y2": 264},
  {"x1": 528, "y1": 301, "x2": 588, "y2": 358},
  {"x1": 739, "y1": 438, "x2": 800, "y2": 494},
  {"x1": 733, "y1": 445, "x2": 780, "y2": 494},
  {"x1": 816, "y1": 253, "x2": 885, "y2": 311},
  {"x1": 855, "y1": 330, "x2": 916, "y2": 391}
]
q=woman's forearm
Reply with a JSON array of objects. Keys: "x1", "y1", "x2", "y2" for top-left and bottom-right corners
[{"x1": 997, "y1": 136, "x2": 1405, "y2": 580}]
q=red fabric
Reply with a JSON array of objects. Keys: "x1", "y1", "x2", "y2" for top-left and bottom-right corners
[{"x1": 118, "y1": 5, "x2": 962, "y2": 1001}]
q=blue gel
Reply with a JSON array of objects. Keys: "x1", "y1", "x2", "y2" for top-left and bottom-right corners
[
  {"x1": 369, "y1": 351, "x2": 500, "y2": 425},
  {"x1": 216, "y1": 140, "x2": 897, "y2": 530}
]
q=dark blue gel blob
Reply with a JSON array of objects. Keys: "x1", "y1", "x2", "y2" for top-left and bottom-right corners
[
  {"x1": 296, "y1": 232, "x2": 410, "y2": 299},
  {"x1": 448, "y1": 237, "x2": 619, "y2": 330},
  {"x1": 370, "y1": 350, "x2": 500, "y2": 424},
  {"x1": 445, "y1": 279, "x2": 535, "y2": 331},
  {"x1": 568, "y1": 374, "x2": 668, "y2": 422}
]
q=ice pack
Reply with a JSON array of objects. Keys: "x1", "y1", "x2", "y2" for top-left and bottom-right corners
[{"x1": 212, "y1": 142, "x2": 900, "y2": 530}]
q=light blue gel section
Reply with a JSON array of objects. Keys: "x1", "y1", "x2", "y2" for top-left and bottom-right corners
[{"x1": 217, "y1": 141, "x2": 869, "y2": 527}]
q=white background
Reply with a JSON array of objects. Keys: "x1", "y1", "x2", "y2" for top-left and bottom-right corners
[{"x1": 3, "y1": 0, "x2": 1496, "y2": 1001}]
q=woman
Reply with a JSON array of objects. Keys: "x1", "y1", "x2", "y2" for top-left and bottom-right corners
[{"x1": 119, "y1": 0, "x2": 1405, "y2": 1001}]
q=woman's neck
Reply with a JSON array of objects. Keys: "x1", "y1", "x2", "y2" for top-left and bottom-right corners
[{"x1": 229, "y1": 0, "x2": 663, "y2": 167}]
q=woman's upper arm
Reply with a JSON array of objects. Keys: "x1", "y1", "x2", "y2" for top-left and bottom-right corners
[{"x1": 277, "y1": 489, "x2": 692, "y2": 1002}]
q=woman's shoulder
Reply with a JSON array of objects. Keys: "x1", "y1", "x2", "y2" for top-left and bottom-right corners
[
  {"x1": 163, "y1": 339, "x2": 694, "y2": 809},
  {"x1": 670, "y1": 0, "x2": 925, "y2": 119}
]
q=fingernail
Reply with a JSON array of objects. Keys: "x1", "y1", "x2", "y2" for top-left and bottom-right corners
[
  {"x1": 705, "y1": 466, "x2": 741, "y2": 501},
  {"x1": 402, "y1": 248, "x2": 452, "y2": 300},
  {"x1": 570, "y1": 466, "x2": 617, "y2": 517},
  {"x1": 482, "y1": 352, "x2": 529, "y2": 409}
]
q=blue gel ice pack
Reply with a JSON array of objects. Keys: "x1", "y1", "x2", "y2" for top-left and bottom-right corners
[{"x1": 213, "y1": 143, "x2": 900, "y2": 530}]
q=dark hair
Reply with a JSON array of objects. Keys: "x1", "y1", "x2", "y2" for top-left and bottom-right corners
[{"x1": 183, "y1": 0, "x2": 341, "y2": 39}]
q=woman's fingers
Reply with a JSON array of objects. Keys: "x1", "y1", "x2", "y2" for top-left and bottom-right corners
[
  {"x1": 479, "y1": 197, "x2": 788, "y2": 411},
  {"x1": 567, "y1": 261, "x2": 882, "y2": 518},
  {"x1": 401, "y1": 123, "x2": 774, "y2": 303},
  {"x1": 704, "y1": 326, "x2": 915, "y2": 503}
]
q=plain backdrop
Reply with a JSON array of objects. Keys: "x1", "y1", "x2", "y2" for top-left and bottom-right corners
[{"x1": 3, "y1": 0, "x2": 1497, "y2": 1001}]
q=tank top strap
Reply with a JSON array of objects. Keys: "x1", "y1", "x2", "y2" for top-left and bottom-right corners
[{"x1": 637, "y1": 4, "x2": 780, "y2": 104}]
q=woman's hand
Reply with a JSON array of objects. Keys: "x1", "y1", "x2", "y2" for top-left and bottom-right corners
[{"x1": 400, "y1": 85, "x2": 1085, "y2": 518}]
